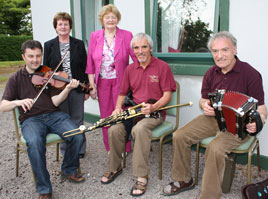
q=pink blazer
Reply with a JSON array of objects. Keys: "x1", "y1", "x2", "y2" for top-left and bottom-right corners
[{"x1": 85, "y1": 27, "x2": 137, "y2": 86}]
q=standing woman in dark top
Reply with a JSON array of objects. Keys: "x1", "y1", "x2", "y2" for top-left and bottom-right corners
[{"x1": 43, "y1": 12, "x2": 89, "y2": 158}]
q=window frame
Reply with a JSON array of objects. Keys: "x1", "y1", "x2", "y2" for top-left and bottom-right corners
[
  {"x1": 148, "y1": 0, "x2": 229, "y2": 76},
  {"x1": 77, "y1": 0, "x2": 114, "y2": 47}
]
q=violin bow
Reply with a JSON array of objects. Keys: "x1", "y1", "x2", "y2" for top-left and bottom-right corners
[{"x1": 32, "y1": 49, "x2": 70, "y2": 104}]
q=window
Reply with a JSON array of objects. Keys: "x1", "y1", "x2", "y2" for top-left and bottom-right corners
[
  {"x1": 155, "y1": 0, "x2": 215, "y2": 53},
  {"x1": 150, "y1": 0, "x2": 229, "y2": 75},
  {"x1": 80, "y1": 0, "x2": 113, "y2": 47}
]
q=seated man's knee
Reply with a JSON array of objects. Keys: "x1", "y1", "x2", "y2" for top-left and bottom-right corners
[
  {"x1": 173, "y1": 129, "x2": 186, "y2": 141},
  {"x1": 108, "y1": 124, "x2": 124, "y2": 139},
  {"x1": 207, "y1": 140, "x2": 224, "y2": 156},
  {"x1": 26, "y1": 136, "x2": 45, "y2": 150},
  {"x1": 132, "y1": 122, "x2": 144, "y2": 132},
  {"x1": 132, "y1": 124, "x2": 151, "y2": 141}
]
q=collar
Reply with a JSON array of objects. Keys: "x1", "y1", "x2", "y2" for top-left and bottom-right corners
[
  {"x1": 102, "y1": 27, "x2": 119, "y2": 36},
  {"x1": 215, "y1": 56, "x2": 241, "y2": 74},
  {"x1": 22, "y1": 65, "x2": 44, "y2": 76},
  {"x1": 134, "y1": 55, "x2": 155, "y2": 69},
  {"x1": 21, "y1": 65, "x2": 30, "y2": 75}
]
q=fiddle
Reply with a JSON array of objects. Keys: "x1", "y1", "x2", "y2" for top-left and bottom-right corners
[
  {"x1": 26, "y1": 49, "x2": 70, "y2": 112},
  {"x1": 32, "y1": 65, "x2": 92, "y2": 94}
]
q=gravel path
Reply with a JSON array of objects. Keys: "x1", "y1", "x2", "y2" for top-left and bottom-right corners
[{"x1": 0, "y1": 81, "x2": 267, "y2": 199}]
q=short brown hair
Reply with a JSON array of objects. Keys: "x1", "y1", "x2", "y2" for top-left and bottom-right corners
[
  {"x1": 99, "y1": 4, "x2": 121, "y2": 26},
  {"x1": 53, "y1": 12, "x2": 73, "y2": 29},
  {"x1": 21, "y1": 40, "x2": 43, "y2": 54}
]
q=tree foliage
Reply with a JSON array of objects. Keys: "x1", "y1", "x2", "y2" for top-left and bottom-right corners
[
  {"x1": 0, "y1": 34, "x2": 32, "y2": 61},
  {"x1": 0, "y1": 0, "x2": 32, "y2": 35},
  {"x1": 181, "y1": 18, "x2": 212, "y2": 52}
]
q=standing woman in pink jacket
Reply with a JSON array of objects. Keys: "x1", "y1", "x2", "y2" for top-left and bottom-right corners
[{"x1": 86, "y1": 4, "x2": 137, "y2": 153}]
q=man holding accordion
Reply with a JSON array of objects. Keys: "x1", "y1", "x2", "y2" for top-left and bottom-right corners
[{"x1": 163, "y1": 31, "x2": 267, "y2": 199}]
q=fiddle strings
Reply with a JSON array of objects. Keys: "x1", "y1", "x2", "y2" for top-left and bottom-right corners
[
  {"x1": 33, "y1": 49, "x2": 70, "y2": 104},
  {"x1": 52, "y1": 74, "x2": 90, "y2": 92}
]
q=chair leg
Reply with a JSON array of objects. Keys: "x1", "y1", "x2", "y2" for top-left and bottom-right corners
[
  {"x1": 16, "y1": 145, "x2": 19, "y2": 177},
  {"x1": 247, "y1": 148, "x2": 253, "y2": 184},
  {"x1": 56, "y1": 143, "x2": 60, "y2": 161},
  {"x1": 195, "y1": 143, "x2": 200, "y2": 185},
  {"x1": 158, "y1": 139, "x2": 163, "y2": 180},
  {"x1": 123, "y1": 142, "x2": 126, "y2": 168},
  {"x1": 257, "y1": 140, "x2": 261, "y2": 172}
]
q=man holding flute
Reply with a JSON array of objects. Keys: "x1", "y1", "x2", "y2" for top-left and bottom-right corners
[{"x1": 100, "y1": 33, "x2": 176, "y2": 197}]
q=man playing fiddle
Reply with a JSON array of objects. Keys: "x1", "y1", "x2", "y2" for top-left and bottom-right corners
[
  {"x1": 100, "y1": 33, "x2": 176, "y2": 197},
  {"x1": 0, "y1": 40, "x2": 85, "y2": 199}
]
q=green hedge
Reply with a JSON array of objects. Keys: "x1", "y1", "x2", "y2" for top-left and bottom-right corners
[{"x1": 0, "y1": 35, "x2": 33, "y2": 61}]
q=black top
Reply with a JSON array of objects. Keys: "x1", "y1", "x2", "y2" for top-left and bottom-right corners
[{"x1": 43, "y1": 36, "x2": 88, "y2": 92}]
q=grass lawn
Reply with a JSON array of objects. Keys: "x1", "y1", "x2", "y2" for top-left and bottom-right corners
[
  {"x1": 0, "y1": 61, "x2": 24, "y2": 83},
  {"x1": 0, "y1": 60, "x2": 24, "y2": 67},
  {"x1": 0, "y1": 76, "x2": 8, "y2": 81}
]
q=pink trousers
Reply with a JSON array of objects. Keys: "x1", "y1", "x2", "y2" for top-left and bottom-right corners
[{"x1": 97, "y1": 78, "x2": 131, "y2": 152}]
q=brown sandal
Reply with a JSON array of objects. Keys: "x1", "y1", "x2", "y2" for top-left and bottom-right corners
[
  {"x1": 130, "y1": 176, "x2": 148, "y2": 197},
  {"x1": 163, "y1": 178, "x2": 195, "y2": 196},
  {"x1": 101, "y1": 165, "x2": 122, "y2": 184}
]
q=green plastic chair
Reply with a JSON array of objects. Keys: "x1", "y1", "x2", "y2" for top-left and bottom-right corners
[
  {"x1": 123, "y1": 81, "x2": 180, "y2": 180},
  {"x1": 13, "y1": 107, "x2": 64, "y2": 182},
  {"x1": 151, "y1": 81, "x2": 180, "y2": 180},
  {"x1": 195, "y1": 135, "x2": 261, "y2": 186}
]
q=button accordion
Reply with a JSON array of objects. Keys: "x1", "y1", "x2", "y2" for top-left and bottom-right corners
[{"x1": 208, "y1": 89, "x2": 260, "y2": 140}]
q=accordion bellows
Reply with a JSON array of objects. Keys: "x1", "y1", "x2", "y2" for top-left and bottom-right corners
[{"x1": 208, "y1": 90, "x2": 258, "y2": 140}]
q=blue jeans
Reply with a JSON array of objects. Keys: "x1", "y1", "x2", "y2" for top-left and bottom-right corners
[{"x1": 21, "y1": 111, "x2": 84, "y2": 194}]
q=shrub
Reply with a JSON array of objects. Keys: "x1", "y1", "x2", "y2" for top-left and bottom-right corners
[{"x1": 0, "y1": 35, "x2": 33, "y2": 61}]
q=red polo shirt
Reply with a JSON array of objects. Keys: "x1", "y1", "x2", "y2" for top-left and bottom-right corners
[
  {"x1": 119, "y1": 56, "x2": 176, "y2": 104},
  {"x1": 201, "y1": 56, "x2": 264, "y2": 105}
]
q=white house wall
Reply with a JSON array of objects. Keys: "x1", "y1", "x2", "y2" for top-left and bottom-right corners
[
  {"x1": 229, "y1": 0, "x2": 268, "y2": 156},
  {"x1": 30, "y1": 0, "x2": 71, "y2": 46},
  {"x1": 114, "y1": 0, "x2": 145, "y2": 37}
]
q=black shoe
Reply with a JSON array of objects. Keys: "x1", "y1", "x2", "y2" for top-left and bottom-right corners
[{"x1": 79, "y1": 154, "x2": 85, "y2": 158}]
